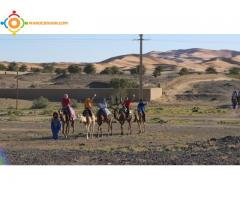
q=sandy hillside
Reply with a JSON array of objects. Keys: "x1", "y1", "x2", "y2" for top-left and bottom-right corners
[{"x1": 1, "y1": 48, "x2": 240, "y2": 73}]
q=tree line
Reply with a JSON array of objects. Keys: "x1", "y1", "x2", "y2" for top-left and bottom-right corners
[{"x1": 1, "y1": 62, "x2": 240, "y2": 76}]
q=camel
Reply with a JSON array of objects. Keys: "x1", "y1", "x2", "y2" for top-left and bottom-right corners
[
  {"x1": 113, "y1": 107, "x2": 133, "y2": 135},
  {"x1": 134, "y1": 110, "x2": 146, "y2": 134},
  {"x1": 79, "y1": 114, "x2": 96, "y2": 139},
  {"x1": 58, "y1": 109, "x2": 75, "y2": 139},
  {"x1": 96, "y1": 110, "x2": 113, "y2": 137}
]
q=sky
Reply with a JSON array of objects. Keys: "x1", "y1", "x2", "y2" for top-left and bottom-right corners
[{"x1": 2, "y1": 34, "x2": 240, "y2": 63}]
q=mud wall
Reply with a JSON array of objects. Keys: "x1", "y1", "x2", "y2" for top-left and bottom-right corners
[{"x1": 0, "y1": 88, "x2": 162, "y2": 101}]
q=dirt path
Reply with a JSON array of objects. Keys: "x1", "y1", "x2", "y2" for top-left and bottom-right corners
[
  {"x1": 1, "y1": 98, "x2": 240, "y2": 164},
  {"x1": 1, "y1": 117, "x2": 240, "y2": 164}
]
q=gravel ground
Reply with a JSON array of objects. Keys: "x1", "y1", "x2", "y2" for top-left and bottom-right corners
[{"x1": 5, "y1": 136, "x2": 240, "y2": 165}]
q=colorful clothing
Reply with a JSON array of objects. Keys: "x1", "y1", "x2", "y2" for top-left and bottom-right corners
[
  {"x1": 62, "y1": 97, "x2": 71, "y2": 116},
  {"x1": 51, "y1": 118, "x2": 61, "y2": 140},
  {"x1": 137, "y1": 102, "x2": 146, "y2": 122},
  {"x1": 97, "y1": 99, "x2": 111, "y2": 117},
  {"x1": 83, "y1": 108, "x2": 93, "y2": 117},
  {"x1": 62, "y1": 97, "x2": 71, "y2": 107},
  {"x1": 85, "y1": 99, "x2": 93, "y2": 109},
  {"x1": 83, "y1": 98, "x2": 93, "y2": 117},
  {"x1": 137, "y1": 102, "x2": 146, "y2": 113},
  {"x1": 123, "y1": 100, "x2": 132, "y2": 109},
  {"x1": 122, "y1": 100, "x2": 132, "y2": 117},
  {"x1": 69, "y1": 106, "x2": 77, "y2": 120}
]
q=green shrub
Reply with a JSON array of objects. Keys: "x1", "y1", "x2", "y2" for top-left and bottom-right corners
[
  {"x1": 7, "y1": 110, "x2": 24, "y2": 116},
  {"x1": 205, "y1": 66, "x2": 217, "y2": 74},
  {"x1": 179, "y1": 68, "x2": 189, "y2": 76},
  {"x1": 0, "y1": 64, "x2": 6, "y2": 71},
  {"x1": 32, "y1": 97, "x2": 49, "y2": 109},
  {"x1": 31, "y1": 68, "x2": 41, "y2": 73},
  {"x1": 192, "y1": 107, "x2": 200, "y2": 112},
  {"x1": 8, "y1": 62, "x2": 17, "y2": 71},
  {"x1": 100, "y1": 66, "x2": 121, "y2": 75},
  {"x1": 229, "y1": 67, "x2": 240, "y2": 75},
  {"x1": 8, "y1": 114, "x2": 17, "y2": 121},
  {"x1": 55, "y1": 68, "x2": 66, "y2": 75},
  {"x1": 130, "y1": 65, "x2": 146, "y2": 75},
  {"x1": 153, "y1": 66, "x2": 163, "y2": 77},
  {"x1": 84, "y1": 64, "x2": 96, "y2": 74},
  {"x1": 110, "y1": 78, "x2": 138, "y2": 88},
  {"x1": 68, "y1": 64, "x2": 81, "y2": 74},
  {"x1": 19, "y1": 64, "x2": 28, "y2": 72},
  {"x1": 42, "y1": 63, "x2": 55, "y2": 73}
]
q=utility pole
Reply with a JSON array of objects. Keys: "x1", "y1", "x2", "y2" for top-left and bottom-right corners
[
  {"x1": 139, "y1": 34, "x2": 143, "y2": 100},
  {"x1": 16, "y1": 65, "x2": 19, "y2": 110}
]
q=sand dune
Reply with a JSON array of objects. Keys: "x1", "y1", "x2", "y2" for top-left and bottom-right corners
[{"x1": 1, "y1": 48, "x2": 240, "y2": 73}]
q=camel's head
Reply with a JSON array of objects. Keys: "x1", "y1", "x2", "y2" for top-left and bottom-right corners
[
  {"x1": 113, "y1": 107, "x2": 121, "y2": 120},
  {"x1": 58, "y1": 109, "x2": 63, "y2": 114},
  {"x1": 78, "y1": 114, "x2": 86, "y2": 123},
  {"x1": 58, "y1": 109, "x2": 64, "y2": 117}
]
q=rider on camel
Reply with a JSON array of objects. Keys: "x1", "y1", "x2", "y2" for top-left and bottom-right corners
[
  {"x1": 137, "y1": 99, "x2": 147, "y2": 122},
  {"x1": 97, "y1": 98, "x2": 111, "y2": 120},
  {"x1": 62, "y1": 94, "x2": 71, "y2": 116},
  {"x1": 84, "y1": 94, "x2": 96, "y2": 118},
  {"x1": 122, "y1": 94, "x2": 135, "y2": 117}
]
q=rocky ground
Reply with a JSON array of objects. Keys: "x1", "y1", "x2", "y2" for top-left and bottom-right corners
[
  {"x1": 4, "y1": 136, "x2": 240, "y2": 165},
  {"x1": 1, "y1": 73, "x2": 240, "y2": 165}
]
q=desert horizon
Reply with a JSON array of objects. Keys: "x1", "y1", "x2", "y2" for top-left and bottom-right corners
[
  {"x1": 2, "y1": 47, "x2": 240, "y2": 74},
  {"x1": 1, "y1": 35, "x2": 240, "y2": 165},
  {"x1": 2, "y1": 0, "x2": 239, "y2": 199}
]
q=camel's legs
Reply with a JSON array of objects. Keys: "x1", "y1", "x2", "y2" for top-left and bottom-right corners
[
  {"x1": 62, "y1": 123, "x2": 65, "y2": 137},
  {"x1": 137, "y1": 121, "x2": 141, "y2": 134},
  {"x1": 128, "y1": 121, "x2": 132, "y2": 135},
  {"x1": 91, "y1": 122, "x2": 95, "y2": 138},
  {"x1": 101, "y1": 126, "x2": 103, "y2": 137},
  {"x1": 97, "y1": 121, "x2": 102, "y2": 138},
  {"x1": 97, "y1": 124, "x2": 100, "y2": 138},
  {"x1": 86, "y1": 125, "x2": 89, "y2": 140},
  {"x1": 66, "y1": 122, "x2": 70, "y2": 139},
  {"x1": 107, "y1": 123, "x2": 109, "y2": 136},
  {"x1": 65, "y1": 124, "x2": 68, "y2": 138},
  {"x1": 90, "y1": 124, "x2": 93, "y2": 139},
  {"x1": 91, "y1": 121, "x2": 95, "y2": 137},
  {"x1": 71, "y1": 120, "x2": 75, "y2": 133},
  {"x1": 107, "y1": 122, "x2": 110, "y2": 137},
  {"x1": 110, "y1": 122, "x2": 113, "y2": 136},
  {"x1": 121, "y1": 123, "x2": 124, "y2": 135},
  {"x1": 98, "y1": 124, "x2": 102, "y2": 138},
  {"x1": 91, "y1": 124, "x2": 93, "y2": 138},
  {"x1": 143, "y1": 122, "x2": 145, "y2": 133}
]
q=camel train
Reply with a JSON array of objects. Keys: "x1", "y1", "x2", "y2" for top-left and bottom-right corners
[{"x1": 56, "y1": 94, "x2": 147, "y2": 139}]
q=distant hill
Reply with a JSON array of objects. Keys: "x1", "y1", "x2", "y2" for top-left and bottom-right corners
[
  {"x1": 2, "y1": 48, "x2": 240, "y2": 73},
  {"x1": 95, "y1": 48, "x2": 240, "y2": 73}
]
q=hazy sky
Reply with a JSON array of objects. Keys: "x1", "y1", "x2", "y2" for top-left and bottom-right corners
[{"x1": 1, "y1": 34, "x2": 240, "y2": 63}]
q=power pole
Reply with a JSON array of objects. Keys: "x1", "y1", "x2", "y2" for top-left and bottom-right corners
[
  {"x1": 16, "y1": 66, "x2": 19, "y2": 110},
  {"x1": 139, "y1": 34, "x2": 143, "y2": 100}
]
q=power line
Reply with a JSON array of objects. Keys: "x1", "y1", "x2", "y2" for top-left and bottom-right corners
[
  {"x1": 139, "y1": 34, "x2": 143, "y2": 100},
  {"x1": 134, "y1": 34, "x2": 150, "y2": 100}
]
